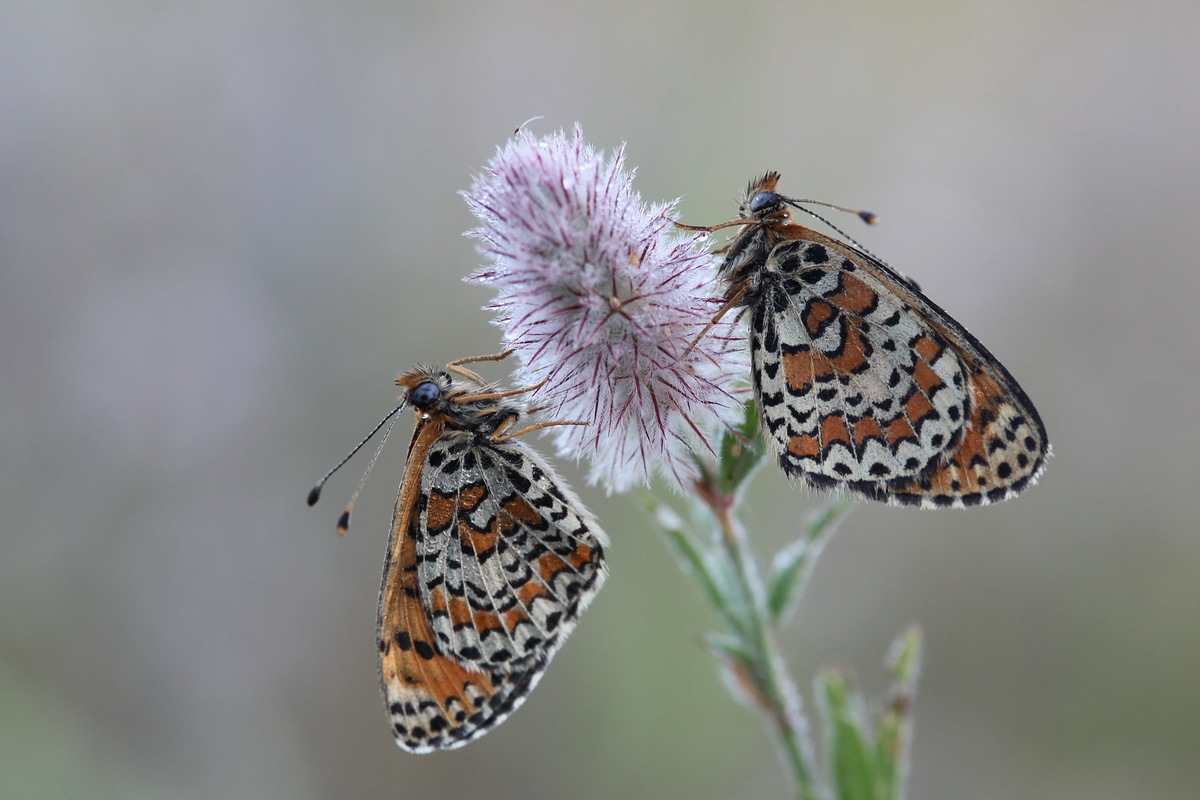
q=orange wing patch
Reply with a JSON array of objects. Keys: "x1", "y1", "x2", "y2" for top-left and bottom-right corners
[
  {"x1": 826, "y1": 272, "x2": 880, "y2": 315},
  {"x1": 852, "y1": 416, "x2": 884, "y2": 447},
  {"x1": 801, "y1": 298, "x2": 836, "y2": 337},
  {"x1": 887, "y1": 369, "x2": 1045, "y2": 505},
  {"x1": 379, "y1": 508, "x2": 499, "y2": 747},
  {"x1": 499, "y1": 495, "x2": 546, "y2": 530}
]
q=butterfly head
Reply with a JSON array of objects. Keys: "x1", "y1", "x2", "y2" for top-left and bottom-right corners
[
  {"x1": 396, "y1": 368, "x2": 454, "y2": 415},
  {"x1": 740, "y1": 171, "x2": 789, "y2": 222},
  {"x1": 747, "y1": 189, "x2": 783, "y2": 215},
  {"x1": 396, "y1": 365, "x2": 518, "y2": 435},
  {"x1": 408, "y1": 379, "x2": 443, "y2": 410}
]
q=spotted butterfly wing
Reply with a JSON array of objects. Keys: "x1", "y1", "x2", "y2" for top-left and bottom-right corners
[
  {"x1": 721, "y1": 173, "x2": 1047, "y2": 508},
  {"x1": 378, "y1": 366, "x2": 607, "y2": 752}
]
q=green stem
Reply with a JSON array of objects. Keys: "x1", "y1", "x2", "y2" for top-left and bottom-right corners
[{"x1": 699, "y1": 482, "x2": 824, "y2": 800}]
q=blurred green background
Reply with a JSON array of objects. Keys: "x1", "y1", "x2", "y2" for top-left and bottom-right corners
[{"x1": 3, "y1": 2, "x2": 1198, "y2": 798}]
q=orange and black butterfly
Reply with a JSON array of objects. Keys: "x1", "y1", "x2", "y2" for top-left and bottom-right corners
[
  {"x1": 685, "y1": 172, "x2": 1048, "y2": 508},
  {"x1": 310, "y1": 353, "x2": 606, "y2": 751}
]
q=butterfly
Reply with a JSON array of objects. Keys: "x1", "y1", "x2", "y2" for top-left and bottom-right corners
[
  {"x1": 309, "y1": 353, "x2": 607, "y2": 751},
  {"x1": 683, "y1": 172, "x2": 1048, "y2": 508}
]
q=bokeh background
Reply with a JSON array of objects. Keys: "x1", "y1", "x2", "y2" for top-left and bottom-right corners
[{"x1": 4, "y1": 2, "x2": 1198, "y2": 798}]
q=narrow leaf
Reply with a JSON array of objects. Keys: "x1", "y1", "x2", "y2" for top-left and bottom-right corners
[
  {"x1": 638, "y1": 491, "x2": 754, "y2": 638},
  {"x1": 806, "y1": 494, "x2": 855, "y2": 542},
  {"x1": 818, "y1": 669, "x2": 878, "y2": 800},
  {"x1": 639, "y1": 492, "x2": 727, "y2": 612},
  {"x1": 704, "y1": 631, "x2": 756, "y2": 667},
  {"x1": 767, "y1": 496, "x2": 853, "y2": 625},
  {"x1": 706, "y1": 632, "x2": 775, "y2": 715},
  {"x1": 875, "y1": 627, "x2": 922, "y2": 800},
  {"x1": 716, "y1": 399, "x2": 767, "y2": 496},
  {"x1": 766, "y1": 537, "x2": 811, "y2": 624}
]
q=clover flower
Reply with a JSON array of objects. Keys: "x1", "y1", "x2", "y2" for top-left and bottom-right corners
[{"x1": 464, "y1": 125, "x2": 748, "y2": 492}]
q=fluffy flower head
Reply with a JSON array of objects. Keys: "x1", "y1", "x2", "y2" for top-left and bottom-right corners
[{"x1": 464, "y1": 125, "x2": 747, "y2": 492}]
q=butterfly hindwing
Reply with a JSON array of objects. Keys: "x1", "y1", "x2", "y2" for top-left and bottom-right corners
[{"x1": 416, "y1": 431, "x2": 606, "y2": 674}]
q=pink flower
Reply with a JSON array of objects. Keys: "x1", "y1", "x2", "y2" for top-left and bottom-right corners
[{"x1": 464, "y1": 125, "x2": 748, "y2": 492}]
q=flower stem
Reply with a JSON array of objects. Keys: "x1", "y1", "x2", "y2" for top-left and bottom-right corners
[{"x1": 697, "y1": 480, "x2": 826, "y2": 800}]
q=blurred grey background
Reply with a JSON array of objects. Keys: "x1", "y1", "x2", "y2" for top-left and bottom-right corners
[{"x1": 3, "y1": 2, "x2": 1198, "y2": 798}]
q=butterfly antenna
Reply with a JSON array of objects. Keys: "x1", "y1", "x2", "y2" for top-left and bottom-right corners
[
  {"x1": 785, "y1": 197, "x2": 878, "y2": 226},
  {"x1": 514, "y1": 115, "x2": 544, "y2": 135},
  {"x1": 783, "y1": 200, "x2": 885, "y2": 264},
  {"x1": 307, "y1": 402, "x2": 405, "y2": 526},
  {"x1": 332, "y1": 411, "x2": 403, "y2": 536}
]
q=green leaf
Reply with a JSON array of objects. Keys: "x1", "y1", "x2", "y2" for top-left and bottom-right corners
[
  {"x1": 814, "y1": 630, "x2": 922, "y2": 800},
  {"x1": 766, "y1": 537, "x2": 811, "y2": 624},
  {"x1": 638, "y1": 492, "x2": 724, "y2": 610},
  {"x1": 704, "y1": 631, "x2": 773, "y2": 713},
  {"x1": 637, "y1": 491, "x2": 752, "y2": 639},
  {"x1": 806, "y1": 494, "x2": 856, "y2": 540},
  {"x1": 766, "y1": 497, "x2": 854, "y2": 625},
  {"x1": 704, "y1": 631, "x2": 756, "y2": 666},
  {"x1": 875, "y1": 627, "x2": 922, "y2": 800},
  {"x1": 716, "y1": 399, "x2": 767, "y2": 497},
  {"x1": 817, "y1": 669, "x2": 878, "y2": 800},
  {"x1": 886, "y1": 626, "x2": 923, "y2": 687},
  {"x1": 875, "y1": 712, "x2": 899, "y2": 800}
]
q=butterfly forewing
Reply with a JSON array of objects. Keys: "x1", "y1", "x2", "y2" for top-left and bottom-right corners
[
  {"x1": 727, "y1": 174, "x2": 1047, "y2": 508},
  {"x1": 377, "y1": 369, "x2": 606, "y2": 752}
]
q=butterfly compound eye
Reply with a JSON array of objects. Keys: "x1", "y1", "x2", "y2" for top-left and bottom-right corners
[
  {"x1": 409, "y1": 381, "x2": 442, "y2": 410},
  {"x1": 748, "y1": 190, "x2": 781, "y2": 214}
]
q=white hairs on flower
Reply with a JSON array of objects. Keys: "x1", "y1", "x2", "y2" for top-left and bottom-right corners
[{"x1": 464, "y1": 125, "x2": 748, "y2": 492}]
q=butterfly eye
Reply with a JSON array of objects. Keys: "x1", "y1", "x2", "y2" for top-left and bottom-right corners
[
  {"x1": 748, "y1": 190, "x2": 781, "y2": 214},
  {"x1": 409, "y1": 380, "x2": 441, "y2": 410}
]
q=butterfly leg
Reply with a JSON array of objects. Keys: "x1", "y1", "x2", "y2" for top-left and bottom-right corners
[
  {"x1": 681, "y1": 282, "x2": 749, "y2": 359},
  {"x1": 489, "y1": 415, "x2": 587, "y2": 443},
  {"x1": 673, "y1": 218, "x2": 751, "y2": 234},
  {"x1": 445, "y1": 350, "x2": 515, "y2": 386}
]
